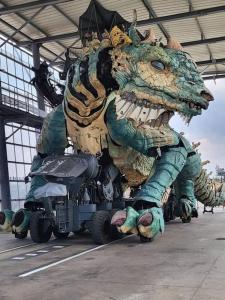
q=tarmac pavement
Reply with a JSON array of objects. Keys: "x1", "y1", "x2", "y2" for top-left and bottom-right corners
[{"x1": 0, "y1": 208, "x2": 225, "y2": 300}]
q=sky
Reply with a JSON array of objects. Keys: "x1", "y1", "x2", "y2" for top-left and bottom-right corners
[{"x1": 170, "y1": 79, "x2": 225, "y2": 175}]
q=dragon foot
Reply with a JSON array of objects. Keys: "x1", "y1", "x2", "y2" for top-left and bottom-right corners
[
  {"x1": 111, "y1": 206, "x2": 139, "y2": 234},
  {"x1": 178, "y1": 198, "x2": 193, "y2": 222},
  {"x1": 111, "y1": 206, "x2": 165, "y2": 241},
  {"x1": 137, "y1": 207, "x2": 165, "y2": 239},
  {"x1": 0, "y1": 209, "x2": 14, "y2": 232},
  {"x1": 11, "y1": 209, "x2": 31, "y2": 235}
]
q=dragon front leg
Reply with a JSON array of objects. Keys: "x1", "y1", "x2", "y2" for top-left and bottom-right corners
[
  {"x1": 133, "y1": 146, "x2": 188, "y2": 239},
  {"x1": 0, "y1": 104, "x2": 68, "y2": 234},
  {"x1": 173, "y1": 152, "x2": 201, "y2": 221},
  {"x1": 112, "y1": 146, "x2": 188, "y2": 240},
  {"x1": 26, "y1": 104, "x2": 68, "y2": 203},
  {"x1": 174, "y1": 179, "x2": 197, "y2": 222},
  {"x1": 107, "y1": 101, "x2": 190, "y2": 239}
]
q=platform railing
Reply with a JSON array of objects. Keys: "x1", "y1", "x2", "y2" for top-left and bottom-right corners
[{"x1": 0, "y1": 80, "x2": 47, "y2": 118}]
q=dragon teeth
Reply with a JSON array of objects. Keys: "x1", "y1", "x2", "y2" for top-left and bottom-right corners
[
  {"x1": 117, "y1": 101, "x2": 132, "y2": 119},
  {"x1": 129, "y1": 105, "x2": 143, "y2": 121},
  {"x1": 186, "y1": 116, "x2": 192, "y2": 125},
  {"x1": 147, "y1": 108, "x2": 165, "y2": 121},
  {"x1": 156, "y1": 109, "x2": 166, "y2": 119},
  {"x1": 137, "y1": 106, "x2": 151, "y2": 122},
  {"x1": 115, "y1": 96, "x2": 167, "y2": 125},
  {"x1": 115, "y1": 98, "x2": 126, "y2": 111},
  {"x1": 161, "y1": 112, "x2": 170, "y2": 124},
  {"x1": 124, "y1": 103, "x2": 136, "y2": 118},
  {"x1": 146, "y1": 109, "x2": 157, "y2": 120}
]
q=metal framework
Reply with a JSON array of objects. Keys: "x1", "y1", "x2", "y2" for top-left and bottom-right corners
[
  {"x1": 0, "y1": 0, "x2": 73, "y2": 15},
  {"x1": 136, "y1": 5, "x2": 225, "y2": 26},
  {"x1": 140, "y1": 0, "x2": 170, "y2": 39},
  {"x1": 186, "y1": 0, "x2": 218, "y2": 78},
  {"x1": 203, "y1": 74, "x2": 225, "y2": 81},
  {"x1": 0, "y1": 116, "x2": 11, "y2": 209},
  {"x1": 0, "y1": 0, "x2": 68, "y2": 53},
  {"x1": 182, "y1": 36, "x2": 225, "y2": 47},
  {"x1": 18, "y1": 32, "x2": 225, "y2": 50},
  {"x1": 17, "y1": 4, "x2": 225, "y2": 46},
  {"x1": 197, "y1": 58, "x2": 225, "y2": 66},
  {"x1": 0, "y1": 0, "x2": 77, "y2": 62},
  {"x1": 0, "y1": 12, "x2": 65, "y2": 62},
  {"x1": 19, "y1": 31, "x2": 80, "y2": 46}
]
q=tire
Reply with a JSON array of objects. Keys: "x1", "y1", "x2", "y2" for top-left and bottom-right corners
[
  {"x1": 15, "y1": 230, "x2": 28, "y2": 239},
  {"x1": 30, "y1": 211, "x2": 52, "y2": 243},
  {"x1": 53, "y1": 228, "x2": 69, "y2": 239},
  {"x1": 91, "y1": 210, "x2": 120, "y2": 245},
  {"x1": 182, "y1": 216, "x2": 191, "y2": 223}
]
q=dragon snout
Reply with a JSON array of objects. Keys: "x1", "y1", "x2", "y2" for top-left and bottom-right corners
[{"x1": 200, "y1": 89, "x2": 214, "y2": 102}]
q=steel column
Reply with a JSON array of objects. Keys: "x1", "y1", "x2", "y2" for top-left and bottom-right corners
[
  {"x1": 32, "y1": 43, "x2": 45, "y2": 111},
  {"x1": 0, "y1": 116, "x2": 11, "y2": 210}
]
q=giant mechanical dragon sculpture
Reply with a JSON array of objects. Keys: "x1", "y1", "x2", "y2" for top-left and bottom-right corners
[{"x1": 0, "y1": 6, "x2": 224, "y2": 241}]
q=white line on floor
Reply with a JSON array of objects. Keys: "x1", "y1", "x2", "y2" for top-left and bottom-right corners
[
  {"x1": 12, "y1": 257, "x2": 25, "y2": 260},
  {"x1": 37, "y1": 250, "x2": 49, "y2": 253},
  {"x1": 0, "y1": 244, "x2": 33, "y2": 255},
  {"x1": 19, "y1": 235, "x2": 133, "y2": 278},
  {"x1": 25, "y1": 253, "x2": 38, "y2": 256}
]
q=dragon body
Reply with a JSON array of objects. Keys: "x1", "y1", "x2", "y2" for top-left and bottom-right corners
[{"x1": 0, "y1": 21, "x2": 224, "y2": 241}]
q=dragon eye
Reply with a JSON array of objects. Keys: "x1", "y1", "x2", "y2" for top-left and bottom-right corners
[{"x1": 151, "y1": 60, "x2": 165, "y2": 70}]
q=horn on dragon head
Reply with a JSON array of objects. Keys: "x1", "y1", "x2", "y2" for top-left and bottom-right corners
[
  {"x1": 166, "y1": 37, "x2": 183, "y2": 51},
  {"x1": 128, "y1": 9, "x2": 141, "y2": 45},
  {"x1": 141, "y1": 28, "x2": 157, "y2": 44}
]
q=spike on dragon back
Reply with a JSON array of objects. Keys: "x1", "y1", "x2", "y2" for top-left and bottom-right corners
[{"x1": 0, "y1": 6, "x2": 224, "y2": 244}]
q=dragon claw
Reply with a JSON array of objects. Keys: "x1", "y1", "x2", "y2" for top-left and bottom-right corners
[
  {"x1": 179, "y1": 198, "x2": 193, "y2": 221},
  {"x1": 0, "y1": 209, "x2": 14, "y2": 232},
  {"x1": 111, "y1": 206, "x2": 139, "y2": 234},
  {"x1": 111, "y1": 210, "x2": 127, "y2": 226},
  {"x1": 137, "y1": 212, "x2": 153, "y2": 226},
  {"x1": 138, "y1": 207, "x2": 164, "y2": 239}
]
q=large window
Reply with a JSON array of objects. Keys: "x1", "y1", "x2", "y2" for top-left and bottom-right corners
[
  {"x1": 5, "y1": 123, "x2": 40, "y2": 210},
  {"x1": 0, "y1": 36, "x2": 63, "y2": 210},
  {"x1": 0, "y1": 39, "x2": 39, "y2": 111}
]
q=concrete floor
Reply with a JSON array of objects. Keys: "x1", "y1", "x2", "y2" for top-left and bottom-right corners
[{"x1": 0, "y1": 209, "x2": 225, "y2": 300}]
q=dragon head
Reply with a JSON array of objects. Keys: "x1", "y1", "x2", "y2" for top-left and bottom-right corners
[{"x1": 110, "y1": 28, "x2": 213, "y2": 126}]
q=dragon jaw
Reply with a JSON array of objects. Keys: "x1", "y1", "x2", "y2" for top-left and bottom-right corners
[{"x1": 115, "y1": 91, "x2": 174, "y2": 127}]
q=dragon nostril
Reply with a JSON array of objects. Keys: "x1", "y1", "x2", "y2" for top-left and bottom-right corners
[{"x1": 200, "y1": 90, "x2": 214, "y2": 102}]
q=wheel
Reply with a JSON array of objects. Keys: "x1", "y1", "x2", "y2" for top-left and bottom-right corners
[
  {"x1": 139, "y1": 235, "x2": 153, "y2": 243},
  {"x1": 182, "y1": 216, "x2": 191, "y2": 223},
  {"x1": 53, "y1": 228, "x2": 69, "y2": 239},
  {"x1": 30, "y1": 211, "x2": 52, "y2": 243},
  {"x1": 91, "y1": 210, "x2": 122, "y2": 245},
  {"x1": 91, "y1": 210, "x2": 111, "y2": 245},
  {"x1": 15, "y1": 230, "x2": 28, "y2": 239}
]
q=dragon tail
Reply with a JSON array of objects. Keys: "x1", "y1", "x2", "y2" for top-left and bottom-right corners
[{"x1": 194, "y1": 166, "x2": 225, "y2": 207}]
